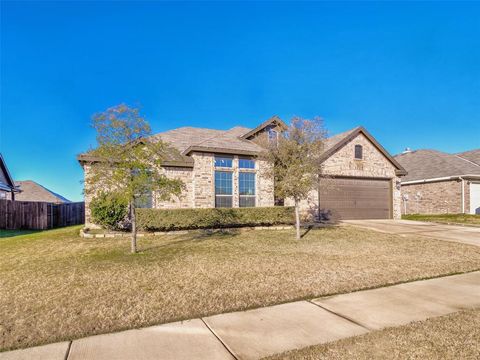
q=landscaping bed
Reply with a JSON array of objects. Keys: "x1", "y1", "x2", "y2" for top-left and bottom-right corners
[
  {"x1": 1, "y1": 225, "x2": 480, "y2": 351},
  {"x1": 402, "y1": 213, "x2": 480, "y2": 226},
  {"x1": 265, "y1": 308, "x2": 480, "y2": 360}
]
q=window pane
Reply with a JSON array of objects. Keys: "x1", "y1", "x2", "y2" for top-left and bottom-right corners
[
  {"x1": 214, "y1": 156, "x2": 233, "y2": 168},
  {"x1": 239, "y1": 158, "x2": 255, "y2": 169},
  {"x1": 355, "y1": 145, "x2": 363, "y2": 159},
  {"x1": 135, "y1": 192, "x2": 153, "y2": 208},
  {"x1": 215, "y1": 196, "x2": 232, "y2": 208},
  {"x1": 239, "y1": 172, "x2": 255, "y2": 196},
  {"x1": 215, "y1": 171, "x2": 232, "y2": 195},
  {"x1": 239, "y1": 196, "x2": 255, "y2": 207}
]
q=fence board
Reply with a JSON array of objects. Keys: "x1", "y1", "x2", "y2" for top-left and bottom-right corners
[{"x1": 0, "y1": 200, "x2": 84, "y2": 230}]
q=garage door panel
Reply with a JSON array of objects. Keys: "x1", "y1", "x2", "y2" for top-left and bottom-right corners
[{"x1": 319, "y1": 177, "x2": 391, "y2": 220}]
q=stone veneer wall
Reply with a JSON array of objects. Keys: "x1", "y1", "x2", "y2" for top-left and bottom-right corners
[
  {"x1": 83, "y1": 164, "x2": 99, "y2": 228},
  {"x1": 401, "y1": 179, "x2": 469, "y2": 214},
  {"x1": 82, "y1": 153, "x2": 275, "y2": 226},
  {"x1": 154, "y1": 167, "x2": 194, "y2": 208},
  {"x1": 286, "y1": 133, "x2": 402, "y2": 219},
  {"x1": 188, "y1": 152, "x2": 274, "y2": 208}
]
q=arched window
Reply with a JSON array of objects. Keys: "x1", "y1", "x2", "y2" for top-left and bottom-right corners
[{"x1": 354, "y1": 145, "x2": 363, "y2": 160}]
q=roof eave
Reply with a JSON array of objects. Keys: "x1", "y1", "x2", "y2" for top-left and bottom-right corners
[
  {"x1": 184, "y1": 146, "x2": 260, "y2": 157},
  {"x1": 77, "y1": 154, "x2": 194, "y2": 168},
  {"x1": 0, "y1": 153, "x2": 16, "y2": 188},
  {"x1": 402, "y1": 174, "x2": 480, "y2": 185}
]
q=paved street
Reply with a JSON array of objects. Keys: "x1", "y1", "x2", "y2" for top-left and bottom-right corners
[{"x1": 2, "y1": 271, "x2": 479, "y2": 360}]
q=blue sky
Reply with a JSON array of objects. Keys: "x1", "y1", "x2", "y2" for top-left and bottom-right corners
[{"x1": 1, "y1": 1, "x2": 479, "y2": 202}]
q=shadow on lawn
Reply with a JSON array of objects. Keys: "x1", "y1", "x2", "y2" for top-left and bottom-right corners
[{"x1": 0, "y1": 229, "x2": 43, "y2": 239}]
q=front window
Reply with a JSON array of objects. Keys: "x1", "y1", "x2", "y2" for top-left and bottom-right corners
[
  {"x1": 239, "y1": 172, "x2": 256, "y2": 207},
  {"x1": 354, "y1": 145, "x2": 363, "y2": 160},
  {"x1": 239, "y1": 158, "x2": 255, "y2": 169},
  {"x1": 215, "y1": 171, "x2": 233, "y2": 207},
  {"x1": 268, "y1": 128, "x2": 277, "y2": 142},
  {"x1": 135, "y1": 191, "x2": 153, "y2": 208},
  {"x1": 214, "y1": 156, "x2": 233, "y2": 168}
]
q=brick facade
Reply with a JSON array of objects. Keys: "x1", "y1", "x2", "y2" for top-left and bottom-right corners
[{"x1": 401, "y1": 179, "x2": 470, "y2": 214}]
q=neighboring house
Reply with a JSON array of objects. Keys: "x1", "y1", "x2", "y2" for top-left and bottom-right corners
[
  {"x1": 0, "y1": 153, "x2": 20, "y2": 200},
  {"x1": 14, "y1": 180, "x2": 71, "y2": 204},
  {"x1": 395, "y1": 149, "x2": 480, "y2": 215},
  {"x1": 78, "y1": 116, "x2": 406, "y2": 226}
]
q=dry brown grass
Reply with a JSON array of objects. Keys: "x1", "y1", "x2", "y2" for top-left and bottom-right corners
[
  {"x1": 266, "y1": 308, "x2": 480, "y2": 360},
  {"x1": 1, "y1": 225, "x2": 480, "y2": 351}
]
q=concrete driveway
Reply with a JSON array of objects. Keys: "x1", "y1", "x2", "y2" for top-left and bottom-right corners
[{"x1": 342, "y1": 219, "x2": 480, "y2": 247}]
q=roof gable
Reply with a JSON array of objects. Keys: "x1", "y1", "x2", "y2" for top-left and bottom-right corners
[
  {"x1": 321, "y1": 127, "x2": 407, "y2": 176},
  {"x1": 240, "y1": 115, "x2": 287, "y2": 140}
]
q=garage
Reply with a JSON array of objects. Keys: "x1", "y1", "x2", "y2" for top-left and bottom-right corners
[
  {"x1": 470, "y1": 182, "x2": 480, "y2": 215},
  {"x1": 319, "y1": 177, "x2": 391, "y2": 220}
]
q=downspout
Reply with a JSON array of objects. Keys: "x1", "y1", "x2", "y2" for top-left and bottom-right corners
[{"x1": 460, "y1": 177, "x2": 465, "y2": 213}]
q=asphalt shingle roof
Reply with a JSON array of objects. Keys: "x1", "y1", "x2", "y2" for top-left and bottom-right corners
[
  {"x1": 323, "y1": 127, "x2": 360, "y2": 152},
  {"x1": 14, "y1": 180, "x2": 71, "y2": 203},
  {"x1": 394, "y1": 149, "x2": 480, "y2": 182},
  {"x1": 153, "y1": 125, "x2": 264, "y2": 155},
  {"x1": 457, "y1": 149, "x2": 480, "y2": 166}
]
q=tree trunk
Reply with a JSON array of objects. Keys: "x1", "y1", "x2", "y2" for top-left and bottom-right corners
[
  {"x1": 130, "y1": 201, "x2": 137, "y2": 253},
  {"x1": 294, "y1": 199, "x2": 301, "y2": 240}
]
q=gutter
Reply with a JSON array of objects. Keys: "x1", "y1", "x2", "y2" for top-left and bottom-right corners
[{"x1": 401, "y1": 174, "x2": 480, "y2": 185}]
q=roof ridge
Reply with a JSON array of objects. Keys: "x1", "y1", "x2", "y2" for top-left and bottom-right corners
[
  {"x1": 194, "y1": 126, "x2": 249, "y2": 148},
  {"x1": 455, "y1": 154, "x2": 480, "y2": 168}
]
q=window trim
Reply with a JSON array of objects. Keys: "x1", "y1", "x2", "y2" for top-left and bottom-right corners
[
  {"x1": 354, "y1": 144, "x2": 363, "y2": 160},
  {"x1": 239, "y1": 171, "x2": 256, "y2": 207},
  {"x1": 215, "y1": 170, "x2": 233, "y2": 208}
]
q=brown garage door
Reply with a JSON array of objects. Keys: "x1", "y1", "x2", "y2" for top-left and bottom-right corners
[{"x1": 319, "y1": 177, "x2": 391, "y2": 220}]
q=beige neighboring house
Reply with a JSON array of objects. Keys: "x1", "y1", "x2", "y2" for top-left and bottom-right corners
[
  {"x1": 14, "y1": 180, "x2": 71, "y2": 204},
  {"x1": 395, "y1": 149, "x2": 480, "y2": 215},
  {"x1": 78, "y1": 116, "x2": 406, "y2": 227}
]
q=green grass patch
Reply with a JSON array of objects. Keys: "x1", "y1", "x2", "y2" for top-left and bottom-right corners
[{"x1": 402, "y1": 213, "x2": 480, "y2": 226}]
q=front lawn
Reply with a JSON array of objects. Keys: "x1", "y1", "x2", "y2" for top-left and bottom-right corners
[
  {"x1": 266, "y1": 308, "x2": 480, "y2": 360},
  {"x1": 2, "y1": 225, "x2": 480, "y2": 351},
  {"x1": 402, "y1": 213, "x2": 480, "y2": 226}
]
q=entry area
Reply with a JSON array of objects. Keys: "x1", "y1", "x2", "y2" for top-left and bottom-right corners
[
  {"x1": 470, "y1": 182, "x2": 480, "y2": 215},
  {"x1": 319, "y1": 177, "x2": 391, "y2": 220}
]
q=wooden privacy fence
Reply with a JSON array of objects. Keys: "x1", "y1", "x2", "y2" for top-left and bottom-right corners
[{"x1": 0, "y1": 200, "x2": 85, "y2": 230}]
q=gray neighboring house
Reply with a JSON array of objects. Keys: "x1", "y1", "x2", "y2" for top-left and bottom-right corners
[
  {"x1": 395, "y1": 149, "x2": 480, "y2": 215},
  {"x1": 0, "y1": 153, "x2": 20, "y2": 200},
  {"x1": 79, "y1": 116, "x2": 406, "y2": 227},
  {"x1": 14, "y1": 180, "x2": 71, "y2": 204}
]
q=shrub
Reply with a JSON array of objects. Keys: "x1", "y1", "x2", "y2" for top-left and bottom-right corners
[
  {"x1": 136, "y1": 206, "x2": 295, "y2": 231},
  {"x1": 90, "y1": 192, "x2": 129, "y2": 230}
]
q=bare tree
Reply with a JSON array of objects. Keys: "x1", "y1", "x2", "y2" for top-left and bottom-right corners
[
  {"x1": 86, "y1": 104, "x2": 184, "y2": 253},
  {"x1": 261, "y1": 117, "x2": 327, "y2": 239}
]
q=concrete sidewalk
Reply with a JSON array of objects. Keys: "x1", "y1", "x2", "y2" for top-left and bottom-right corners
[
  {"x1": 2, "y1": 271, "x2": 479, "y2": 360},
  {"x1": 342, "y1": 219, "x2": 480, "y2": 247}
]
